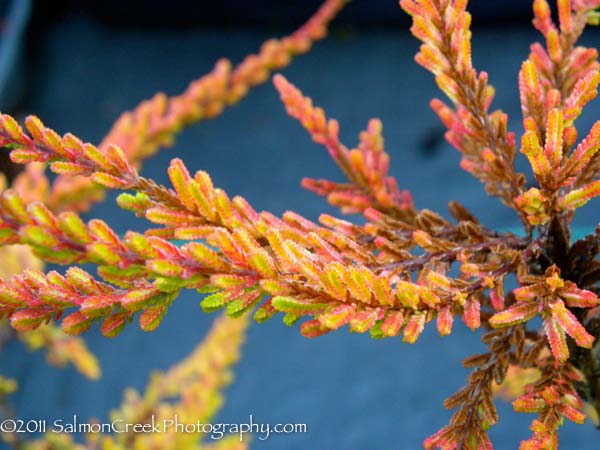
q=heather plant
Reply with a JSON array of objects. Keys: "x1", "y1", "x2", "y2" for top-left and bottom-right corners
[
  {"x1": 0, "y1": 0, "x2": 599, "y2": 449},
  {"x1": 0, "y1": 0, "x2": 343, "y2": 448}
]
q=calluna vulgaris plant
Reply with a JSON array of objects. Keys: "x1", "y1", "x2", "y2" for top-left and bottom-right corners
[{"x1": 0, "y1": 0, "x2": 599, "y2": 448}]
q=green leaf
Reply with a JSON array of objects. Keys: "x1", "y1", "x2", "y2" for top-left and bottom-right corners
[{"x1": 200, "y1": 292, "x2": 228, "y2": 313}]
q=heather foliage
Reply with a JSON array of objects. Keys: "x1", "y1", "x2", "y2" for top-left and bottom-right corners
[{"x1": 0, "y1": 0, "x2": 598, "y2": 448}]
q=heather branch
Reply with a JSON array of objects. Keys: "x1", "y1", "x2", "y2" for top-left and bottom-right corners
[
  {"x1": 0, "y1": 2, "x2": 597, "y2": 448},
  {"x1": 426, "y1": 326, "x2": 522, "y2": 450},
  {"x1": 273, "y1": 75, "x2": 416, "y2": 221},
  {"x1": 527, "y1": 0, "x2": 600, "y2": 124},
  {"x1": 401, "y1": 0, "x2": 527, "y2": 219},
  {"x1": 0, "y1": 118, "x2": 417, "y2": 337},
  {"x1": 514, "y1": 0, "x2": 600, "y2": 227},
  {"x1": 373, "y1": 234, "x2": 528, "y2": 274},
  {"x1": 108, "y1": 313, "x2": 250, "y2": 449},
  {"x1": 24, "y1": 313, "x2": 250, "y2": 450},
  {"x1": 514, "y1": 357, "x2": 587, "y2": 449},
  {"x1": 0, "y1": 118, "x2": 510, "y2": 340},
  {"x1": 0, "y1": 173, "x2": 100, "y2": 380},
  {"x1": 46, "y1": 0, "x2": 347, "y2": 213}
]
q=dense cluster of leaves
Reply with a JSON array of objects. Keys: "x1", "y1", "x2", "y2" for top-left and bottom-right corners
[{"x1": 0, "y1": 0, "x2": 598, "y2": 448}]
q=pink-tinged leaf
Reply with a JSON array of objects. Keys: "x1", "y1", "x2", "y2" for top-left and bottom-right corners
[
  {"x1": 121, "y1": 287, "x2": 158, "y2": 312},
  {"x1": 521, "y1": 131, "x2": 551, "y2": 182},
  {"x1": 415, "y1": 44, "x2": 450, "y2": 76},
  {"x1": 24, "y1": 115, "x2": 45, "y2": 142},
  {"x1": 477, "y1": 433, "x2": 493, "y2": 450},
  {"x1": 258, "y1": 279, "x2": 290, "y2": 296},
  {"x1": 145, "y1": 207, "x2": 201, "y2": 227},
  {"x1": 226, "y1": 290, "x2": 262, "y2": 318},
  {"x1": 10, "y1": 149, "x2": 44, "y2": 164},
  {"x1": 547, "y1": 28, "x2": 562, "y2": 63},
  {"x1": 521, "y1": 60, "x2": 541, "y2": 95},
  {"x1": 146, "y1": 259, "x2": 185, "y2": 278},
  {"x1": 381, "y1": 310, "x2": 405, "y2": 337},
  {"x1": 561, "y1": 121, "x2": 600, "y2": 182},
  {"x1": 490, "y1": 286, "x2": 505, "y2": 310},
  {"x1": 253, "y1": 298, "x2": 276, "y2": 323},
  {"x1": 183, "y1": 242, "x2": 230, "y2": 271},
  {"x1": 213, "y1": 189, "x2": 242, "y2": 228},
  {"x1": 39, "y1": 287, "x2": 74, "y2": 308},
  {"x1": 563, "y1": 125, "x2": 578, "y2": 150},
  {"x1": 65, "y1": 267, "x2": 108, "y2": 295},
  {"x1": 100, "y1": 312, "x2": 130, "y2": 338},
  {"x1": 318, "y1": 304, "x2": 355, "y2": 330},
  {"x1": 80, "y1": 295, "x2": 116, "y2": 318},
  {"x1": 139, "y1": 304, "x2": 167, "y2": 332},
  {"x1": 210, "y1": 274, "x2": 253, "y2": 289},
  {"x1": 402, "y1": 312, "x2": 426, "y2": 344},
  {"x1": 489, "y1": 302, "x2": 539, "y2": 327},
  {"x1": 82, "y1": 143, "x2": 111, "y2": 171},
  {"x1": 174, "y1": 225, "x2": 219, "y2": 240},
  {"x1": 419, "y1": 288, "x2": 441, "y2": 308},
  {"x1": 344, "y1": 268, "x2": 372, "y2": 304},
  {"x1": 564, "y1": 72, "x2": 600, "y2": 122},
  {"x1": 463, "y1": 297, "x2": 480, "y2": 330},
  {"x1": 540, "y1": 385, "x2": 560, "y2": 405},
  {"x1": 188, "y1": 179, "x2": 217, "y2": 222},
  {"x1": 207, "y1": 229, "x2": 246, "y2": 265},
  {"x1": 10, "y1": 308, "x2": 52, "y2": 331},
  {"x1": 559, "y1": 180, "x2": 600, "y2": 210},
  {"x1": 104, "y1": 144, "x2": 131, "y2": 174},
  {"x1": 543, "y1": 315, "x2": 569, "y2": 362},
  {"x1": 435, "y1": 73, "x2": 461, "y2": 104},
  {"x1": 560, "y1": 283, "x2": 598, "y2": 308},
  {"x1": 0, "y1": 113, "x2": 26, "y2": 144},
  {"x1": 61, "y1": 132, "x2": 84, "y2": 154},
  {"x1": 513, "y1": 394, "x2": 546, "y2": 413},
  {"x1": 423, "y1": 425, "x2": 454, "y2": 450},
  {"x1": 544, "y1": 108, "x2": 563, "y2": 168},
  {"x1": 513, "y1": 282, "x2": 547, "y2": 301},
  {"x1": 396, "y1": 280, "x2": 421, "y2": 309},
  {"x1": 167, "y1": 158, "x2": 195, "y2": 211},
  {"x1": 59, "y1": 212, "x2": 91, "y2": 245},
  {"x1": 349, "y1": 308, "x2": 380, "y2": 333},
  {"x1": 300, "y1": 319, "x2": 331, "y2": 338},
  {"x1": 319, "y1": 263, "x2": 347, "y2": 301},
  {"x1": 87, "y1": 243, "x2": 121, "y2": 265},
  {"x1": 91, "y1": 172, "x2": 129, "y2": 189},
  {"x1": 282, "y1": 240, "x2": 320, "y2": 281},
  {"x1": 1, "y1": 189, "x2": 28, "y2": 222},
  {"x1": 0, "y1": 284, "x2": 27, "y2": 307},
  {"x1": 49, "y1": 161, "x2": 88, "y2": 176},
  {"x1": 20, "y1": 224, "x2": 60, "y2": 248},
  {"x1": 436, "y1": 306, "x2": 454, "y2": 336},
  {"x1": 370, "y1": 276, "x2": 395, "y2": 307},
  {"x1": 560, "y1": 404, "x2": 586, "y2": 424},
  {"x1": 232, "y1": 195, "x2": 259, "y2": 223},
  {"x1": 247, "y1": 248, "x2": 277, "y2": 278},
  {"x1": 549, "y1": 300, "x2": 594, "y2": 348},
  {"x1": 557, "y1": 0, "x2": 573, "y2": 33},
  {"x1": 61, "y1": 311, "x2": 93, "y2": 335}
]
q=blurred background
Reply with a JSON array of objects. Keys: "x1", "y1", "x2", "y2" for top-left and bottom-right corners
[{"x1": 0, "y1": 0, "x2": 599, "y2": 449}]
